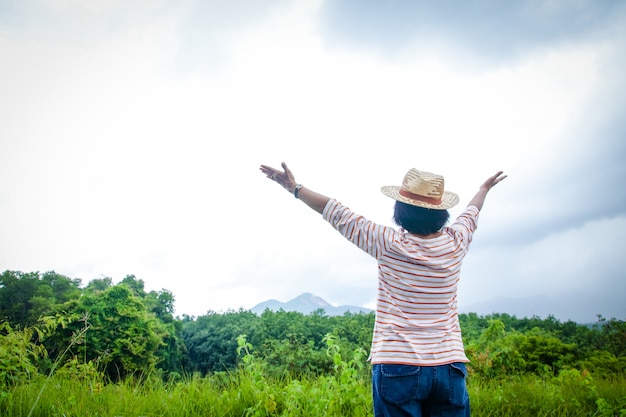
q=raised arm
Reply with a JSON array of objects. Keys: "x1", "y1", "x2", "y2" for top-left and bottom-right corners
[
  {"x1": 467, "y1": 171, "x2": 507, "y2": 211},
  {"x1": 260, "y1": 162, "x2": 330, "y2": 214}
]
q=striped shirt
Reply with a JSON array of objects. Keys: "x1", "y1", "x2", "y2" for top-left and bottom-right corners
[{"x1": 322, "y1": 199, "x2": 480, "y2": 366}]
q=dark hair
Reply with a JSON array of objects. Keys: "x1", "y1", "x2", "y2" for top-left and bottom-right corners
[{"x1": 393, "y1": 201, "x2": 450, "y2": 235}]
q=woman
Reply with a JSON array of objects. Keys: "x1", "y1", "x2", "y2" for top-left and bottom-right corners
[{"x1": 260, "y1": 162, "x2": 506, "y2": 417}]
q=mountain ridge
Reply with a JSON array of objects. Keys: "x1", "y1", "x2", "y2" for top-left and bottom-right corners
[
  {"x1": 249, "y1": 293, "x2": 616, "y2": 323},
  {"x1": 250, "y1": 292, "x2": 372, "y2": 316}
]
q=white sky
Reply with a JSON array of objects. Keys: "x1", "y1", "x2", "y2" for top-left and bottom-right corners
[{"x1": 1, "y1": 0, "x2": 625, "y2": 323}]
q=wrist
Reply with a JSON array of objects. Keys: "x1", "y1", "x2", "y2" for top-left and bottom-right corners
[{"x1": 293, "y1": 184, "x2": 303, "y2": 198}]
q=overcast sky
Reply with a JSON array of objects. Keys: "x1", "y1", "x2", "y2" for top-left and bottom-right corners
[{"x1": 1, "y1": 0, "x2": 625, "y2": 323}]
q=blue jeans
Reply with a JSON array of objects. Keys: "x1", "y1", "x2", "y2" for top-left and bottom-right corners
[{"x1": 372, "y1": 363, "x2": 471, "y2": 417}]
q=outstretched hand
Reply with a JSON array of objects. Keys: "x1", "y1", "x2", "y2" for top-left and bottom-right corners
[
  {"x1": 260, "y1": 162, "x2": 330, "y2": 213},
  {"x1": 481, "y1": 171, "x2": 507, "y2": 191},
  {"x1": 468, "y1": 170, "x2": 507, "y2": 211},
  {"x1": 260, "y1": 162, "x2": 297, "y2": 193}
]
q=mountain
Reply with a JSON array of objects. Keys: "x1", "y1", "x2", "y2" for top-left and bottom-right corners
[
  {"x1": 250, "y1": 292, "x2": 372, "y2": 316},
  {"x1": 250, "y1": 293, "x2": 619, "y2": 323}
]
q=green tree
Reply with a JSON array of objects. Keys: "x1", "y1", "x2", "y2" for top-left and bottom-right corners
[
  {"x1": 0, "y1": 270, "x2": 82, "y2": 328},
  {"x1": 183, "y1": 309, "x2": 259, "y2": 374},
  {"x1": 145, "y1": 288, "x2": 185, "y2": 376},
  {"x1": 515, "y1": 327, "x2": 577, "y2": 375},
  {"x1": 110, "y1": 274, "x2": 185, "y2": 375},
  {"x1": 0, "y1": 271, "x2": 42, "y2": 327},
  {"x1": 595, "y1": 316, "x2": 626, "y2": 358},
  {"x1": 84, "y1": 276, "x2": 113, "y2": 292},
  {"x1": 60, "y1": 284, "x2": 168, "y2": 381}
]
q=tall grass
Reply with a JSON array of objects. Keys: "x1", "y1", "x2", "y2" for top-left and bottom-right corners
[
  {"x1": 472, "y1": 369, "x2": 626, "y2": 417},
  {"x1": 2, "y1": 333, "x2": 624, "y2": 416},
  {"x1": 2, "y1": 370, "x2": 371, "y2": 416},
  {"x1": 0, "y1": 369, "x2": 626, "y2": 417},
  {"x1": 2, "y1": 369, "x2": 625, "y2": 416}
]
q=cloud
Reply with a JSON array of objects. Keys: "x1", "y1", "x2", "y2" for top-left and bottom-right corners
[
  {"x1": 0, "y1": 0, "x2": 296, "y2": 77},
  {"x1": 455, "y1": 30, "x2": 626, "y2": 248},
  {"x1": 318, "y1": 0, "x2": 626, "y2": 62},
  {"x1": 1, "y1": 0, "x2": 624, "y2": 322},
  {"x1": 0, "y1": 1, "x2": 160, "y2": 40},
  {"x1": 459, "y1": 214, "x2": 626, "y2": 322},
  {"x1": 168, "y1": 0, "x2": 296, "y2": 75}
]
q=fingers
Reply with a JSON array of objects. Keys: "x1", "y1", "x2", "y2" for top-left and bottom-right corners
[
  {"x1": 281, "y1": 162, "x2": 294, "y2": 180},
  {"x1": 260, "y1": 163, "x2": 293, "y2": 186},
  {"x1": 260, "y1": 165, "x2": 273, "y2": 174},
  {"x1": 488, "y1": 171, "x2": 507, "y2": 188},
  {"x1": 260, "y1": 162, "x2": 295, "y2": 181},
  {"x1": 260, "y1": 165, "x2": 280, "y2": 180}
]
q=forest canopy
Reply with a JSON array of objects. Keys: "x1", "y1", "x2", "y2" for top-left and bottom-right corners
[{"x1": 1, "y1": 269, "x2": 624, "y2": 383}]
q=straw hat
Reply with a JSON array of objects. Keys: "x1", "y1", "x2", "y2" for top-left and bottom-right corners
[{"x1": 381, "y1": 168, "x2": 459, "y2": 210}]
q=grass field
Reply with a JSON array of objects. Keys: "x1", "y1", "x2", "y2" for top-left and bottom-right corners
[{"x1": 2, "y1": 367, "x2": 625, "y2": 417}]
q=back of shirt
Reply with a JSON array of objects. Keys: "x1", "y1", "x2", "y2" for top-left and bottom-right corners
[{"x1": 323, "y1": 199, "x2": 480, "y2": 365}]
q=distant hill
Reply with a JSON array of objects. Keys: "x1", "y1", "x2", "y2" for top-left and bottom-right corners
[
  {"x1": 250, "y1": 292, "x2": 372, "y2": 316},
  {"x1": 459, "y1": 294, "x2": 618, "y2": 324}
]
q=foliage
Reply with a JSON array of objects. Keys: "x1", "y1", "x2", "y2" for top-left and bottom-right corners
[
  {"x1": 469, "y1": 372, "x2": 626, "y2": 416},
  {"x1": 181, "y1": 308, "x2": 374, "y2": 378},
  {"x1": 183, "y1": 309, "x2": 259, "y2": 374},
  {"x1": 595, "y1": 315, "x2": 626, "y2": 357},
  {"x1": 67, "y1": 282, "x2": 169, "y2": 381},
  {"x1": 1, "y1": 268, "x2": 625, "y2": 416},
  {"x1": 0, "y1": 270, "x2": 184, "y2": 381},
  {"x1": 0, "y1": 322, "x2": 47, "y2": 388},
  {"x1": 2, "y1": 344, "x2": 624, "y2": 416},
  {"x1": 0, "y1": 271, "x2": 81, "y2": 328},
  {"x1": 225, "y1": 334, "x2": 371, "y2": 416}
]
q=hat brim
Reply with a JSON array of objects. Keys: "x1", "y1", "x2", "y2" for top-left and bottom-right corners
[{"x1": 380, "y1": 186, "x2": 459, "y2": 210}]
